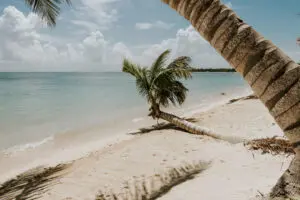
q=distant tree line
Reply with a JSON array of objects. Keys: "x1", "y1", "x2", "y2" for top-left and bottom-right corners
[{"x1": 188, "y1": 67, "x2": 236, "y2": 72}]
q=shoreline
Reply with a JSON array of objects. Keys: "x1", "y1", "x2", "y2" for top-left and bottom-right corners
[
  {"x1": 0, "y1": 91, "x2": 251, "y2": 184},
  {"x1": 0, "y1": 72, "x2": 248, "y2": 152},
  {"x1": 1, "y1": 91, "x2": 288, "y2": 200},
  {"x1": 1, "y1": 87, "x2": 252, "y2": 153}
]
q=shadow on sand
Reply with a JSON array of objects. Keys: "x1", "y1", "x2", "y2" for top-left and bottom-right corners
[
  {"x1": 0, "y1": 163, "x2": 71, "y2": 200},
  {"x1": 128, "y1": 118, "x2": 198, "y2": 135},
  {"x1": 96, "y1": 161, "x2": 210, "y2": 200}
]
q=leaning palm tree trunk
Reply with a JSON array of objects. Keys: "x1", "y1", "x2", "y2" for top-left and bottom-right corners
[
  {"x1": 159, "y1": 111, "x2": 220, "y2": 139},
  {"x1": 161, "y1": 0, "x2": 300, "y2": 198},
  {"x1": 159, "y1": 111, "x2": 244, "y2": 143}
]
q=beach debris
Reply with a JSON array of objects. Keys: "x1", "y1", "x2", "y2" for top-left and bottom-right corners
[
  {"x1": 95, "y1": 161, "x2": 210, "y2": 200},
  {"x1": 245, "y1": 137, "x2": 294, "y2": 155}
]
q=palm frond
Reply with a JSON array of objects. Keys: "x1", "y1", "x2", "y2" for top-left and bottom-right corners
[
  {"x1": 150, "y1": 54, "x2": 191, "y2": 107},
  {"x1": 167, "y1": 56, "x2": 192, "y2": 79},
  {"x1": 123, "y1": 59, "x2": 141, "y2": 77},
  {"x1": 136, "y1": 68, "x2": 151, "y2": 102},
  {"x1": 149, "y1": 49, "x2": 171, "y2": 83},
  {"x1": 171, "y1": 81, "x2": 188, "y2": 105},
  {"x1": 122, "y1": 50, "x2": 192, "y2": 110},
  {"x1": 25, "y1": 0, "x2": 71, "y2": 27},
  {"x1": 155, "y1": 80, "x2": 188, "y2": 107},
  {"x1": 123, "y1": 59, "x2": 151, "y2": 101}
]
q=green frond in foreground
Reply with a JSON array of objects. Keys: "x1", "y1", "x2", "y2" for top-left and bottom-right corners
[
  {"x1": 25, "y1": 0, "x2": 71, "y2": 27},
  {"x1": 122, "y1": 49, "x2": 192, "y2": 118}
]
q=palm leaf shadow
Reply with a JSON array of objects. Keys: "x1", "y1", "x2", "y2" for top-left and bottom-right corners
[
  {"x1": 129, "y1": 118, "x2": 198, "y2": 135},
  {"x1": 0, "y1": 163, "x2": 71, "y2": 200},
  {"x1": 96, "y1": 161, "x2": 210, "y2": 200}
]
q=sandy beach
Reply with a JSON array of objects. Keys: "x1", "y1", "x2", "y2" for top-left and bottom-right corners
[{"x1": 0, "y1": 96, "x2": 292, "y2": 200}]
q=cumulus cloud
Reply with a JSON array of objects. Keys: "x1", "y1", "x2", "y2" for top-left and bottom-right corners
[
  {"x1": 70, "y1": 20, "x2": 100, "y2": 32},
  {"x1": 136, "y1": 25, "x2": 228, "y2": 68},
  {"x1": 0, "y1": 6, "x2": 229, "y2": 71},
  {"x1": 0, "y1": 6, "x2": 50, "y2": 63},
  {"x1": 0, "y1": 6, "x2": 108, "y2": 70},
  {"x1": 135, "y1": 21, "x2": 174, "y2": 30},
  {"x1": 70, "y1": 0, "x2": 122, "y2": 31}
]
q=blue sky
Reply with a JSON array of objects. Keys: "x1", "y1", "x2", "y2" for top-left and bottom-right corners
[{"x1": 0, "y1": 0, "x2": 299, "y2": 71}]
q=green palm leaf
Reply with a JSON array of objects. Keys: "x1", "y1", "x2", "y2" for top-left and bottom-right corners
[
  {"x1": 167, "y1": 56, "x2": 192, "y2": 79},
  {"x1": 149, "y1": 49, "x2": 171, "y2": 83},
  {"x1": 25, "y1": 0, "x2": 71, "y2": 27},
  {"x1": 122, "y1": 59, "x2": 151, "y2": 102},
  {"x1": 155, "y1": 80, "x2": 188, "y2": 107},
  {"x1": 122, "y1": 50, "x2": 192, "y2": 118}
]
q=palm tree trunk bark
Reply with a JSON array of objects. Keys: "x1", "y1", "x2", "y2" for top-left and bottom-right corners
[
  {"x1": 159, "y1": 111, "x2": 222, "y2": 140},
  {"x1": 161, "y1": 0, "x2": 300, "y2": 198}
]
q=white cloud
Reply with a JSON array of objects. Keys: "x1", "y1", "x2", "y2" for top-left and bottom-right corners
[
  {"x1": 0, "y1": 6, "x2": 106, "y2": 69},
  {"x1": 70, "y1": 20, "x2": 100, "y2": 32},
  {"x1": 135, "y1": 23, "x2": 152, "y2": 30},
  {"x1": 136, "y1": 25, "x2": 228, "y2": 68},
  {"x1": 82, "y1": 31, "x2": 108, "y2": 62},
  {"x1": 135, "y1": 21, "x2": 174, "y2": 30},
  {"x1": 0, "y1": 6, "x2": 229, "y2": 71},
  {"x1": 70, "y1": 0, "x2": 121, "y2": 31},
  {"x1": 0, "y1": 6, "x2": 46, "y2": 63},
  {"x1": 112, "y1": 42, "x2": 132, "y2": 59}
]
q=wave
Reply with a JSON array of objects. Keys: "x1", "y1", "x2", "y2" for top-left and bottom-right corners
[
  {"x1": 2, "y1": 136, "x2": 54, "y2": 156},
  {"x1": 132, "y1": 117, "x2": 145, "y2": 123}
]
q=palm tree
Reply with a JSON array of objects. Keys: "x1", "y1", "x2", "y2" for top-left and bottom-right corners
[
  {"x1": 161, "y1": 0, "x2": 300, "y2": 199},
  {"x1": 123, "y1": 49, "x2": 219, "y2": 139},
  {"x1": 24, "y1": 0, "x2": 71, "y2": 27}
]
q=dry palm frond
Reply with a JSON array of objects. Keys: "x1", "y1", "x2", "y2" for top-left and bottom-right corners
[{"x1": 245, "y1": 137, "x2": 294, "y2": 155}]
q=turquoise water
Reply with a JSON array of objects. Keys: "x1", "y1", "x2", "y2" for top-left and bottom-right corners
[{"x1": 0, "y1": 72, "x2": 249, "y2": 150}]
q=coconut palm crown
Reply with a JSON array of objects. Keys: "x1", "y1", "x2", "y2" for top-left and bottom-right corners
[
  {"x1": 122, "y1": 49, "x2": 192, "y2": 119},
  {"x1": 25, "y1": 0, "x2": 71, "y2": 27}
]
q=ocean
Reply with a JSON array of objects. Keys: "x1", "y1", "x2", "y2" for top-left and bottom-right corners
[{"x1": 0, "y1": 72, "x2": 250, "y2": 153}]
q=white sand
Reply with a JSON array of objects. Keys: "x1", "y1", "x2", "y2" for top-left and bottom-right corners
[{"x1": 1, "y1": 98, "x2": 293, "y2": 200}]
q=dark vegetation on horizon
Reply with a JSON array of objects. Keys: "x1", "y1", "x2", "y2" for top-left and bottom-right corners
[{"x1": 189, "y1": 67, "x2": 236, "y2": 72}]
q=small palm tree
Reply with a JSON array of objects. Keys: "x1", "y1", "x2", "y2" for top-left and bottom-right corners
[
  {"x1": 24, "y1": 0, "x2": 71, "y2": 27},
  {"x1": 123, "y1": 49, "x2": 218, "y2": 138}
]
